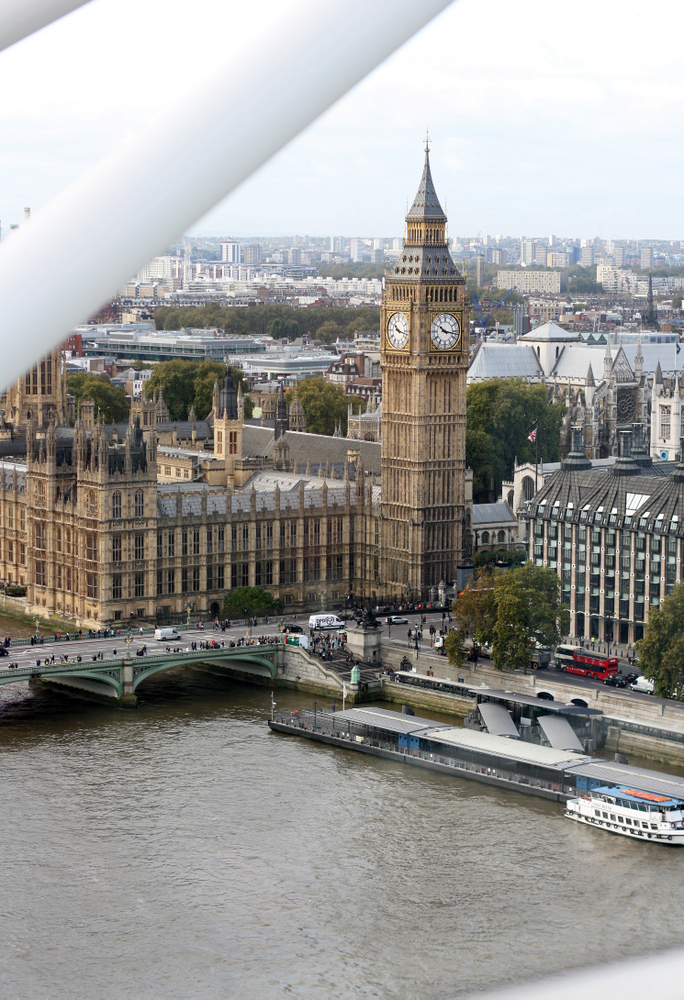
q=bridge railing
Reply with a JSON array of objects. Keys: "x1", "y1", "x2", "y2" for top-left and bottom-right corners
[{"x1": 1, "y1": 619, "x2": 291, "y2": 650}]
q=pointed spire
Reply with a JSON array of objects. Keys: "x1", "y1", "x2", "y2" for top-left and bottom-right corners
[
  {"x1": 655, "y1": 360, "x2": 664, "y2": 385},
  {"x1": 305, "y1": 458, "x2": 311, "y2": 476},
  {"x1": 407, "y1": 144, "x2": 446, "y2": 221},
  {"x1": 635, "y1": 331, "x2": 644, "y2": 377},
  {"x1": 603, "y1": 336, "x2": 612, "y2": 379},
  {"x1": 586, "y1": 364, "x2": 595, "y2": 387}
]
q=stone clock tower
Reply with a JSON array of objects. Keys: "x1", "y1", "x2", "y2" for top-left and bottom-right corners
[{"x1": 380, "y1": 143, "x2": 470, "y2": 599}]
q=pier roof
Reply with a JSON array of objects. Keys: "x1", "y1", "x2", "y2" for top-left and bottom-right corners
[
  {"x1": 566, "y1": 760, "x2": 684, "y2": 801},
  {"x1": 333, "y1": 706, "x2": 451, "y2": 735},
  {"x1": 470, "y1": 689, "x2": 603, "y2": 716},
  {"x1": 426, "y1": 726, "x2": 589, "y2": 768}
]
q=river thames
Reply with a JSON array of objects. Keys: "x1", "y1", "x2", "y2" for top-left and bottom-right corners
[{"x1": 2, "y1": 668, "x2": 684, "y2": 999}]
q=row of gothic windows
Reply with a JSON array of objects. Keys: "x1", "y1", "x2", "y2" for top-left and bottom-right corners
[{"x1": 112, "y1": 490, "x2": 144, "y2": 520}]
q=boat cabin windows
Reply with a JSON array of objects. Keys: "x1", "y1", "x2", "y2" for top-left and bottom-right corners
[{"x1": 625, "y1": 817, "x2": 632, "y2": 825}]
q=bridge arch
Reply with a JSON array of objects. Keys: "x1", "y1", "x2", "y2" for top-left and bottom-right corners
[
  {"x1": 131, "y1": 647, "x2": 278, "y2": 692},
  {"x1": 536, "y1": 691, "x2": 555, "y2": 701}
]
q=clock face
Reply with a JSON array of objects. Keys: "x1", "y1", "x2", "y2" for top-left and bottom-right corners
[
  {"x1": 387, "y1": 312, "x2": 409, "y2": 350},
  {"x1": 430, "y1": 312, "x2": 460, "y2": 350}
]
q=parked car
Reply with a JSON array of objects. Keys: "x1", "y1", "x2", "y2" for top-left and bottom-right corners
[{"x1": 388, "y1": 615, "x2": 409, "y2": 625}]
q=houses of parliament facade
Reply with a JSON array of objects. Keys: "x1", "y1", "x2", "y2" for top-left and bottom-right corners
[{"x1": 0, "y1": 150, "x2": 472, "y2": 626}]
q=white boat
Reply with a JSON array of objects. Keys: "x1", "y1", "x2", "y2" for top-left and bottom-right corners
[{"x1": 565, "y1": 785, "x2": 684, "y2": 845}]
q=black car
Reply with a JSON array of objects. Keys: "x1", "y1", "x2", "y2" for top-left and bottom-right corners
[
  {"x1": 604, "y1": 673, "x2": 628, "y2": 688},
  {"x1": 0, "y1": 647, "x2": 7, "y2": 657},
  {"x1": 284, "y1": 624, "x2": 304, "y2": 634}
]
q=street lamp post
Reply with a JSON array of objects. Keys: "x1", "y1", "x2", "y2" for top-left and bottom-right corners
[{"x1": 186, "y1": 602, "x2": 192, "y2": 629}]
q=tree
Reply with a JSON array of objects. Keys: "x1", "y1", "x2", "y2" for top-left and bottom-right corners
[
  {"x1": 636, "y1": 584, "x2": 684, "y2": 698},
  {"x1": 268, "y1": 317, "x2": 300, "y2": 340},
  {"x1": 243, "y1": 395, "x2": 254, "y2": 419},
  {"x1": 451, "y1": 569, "x2": 499, "y2": 649},
  {"x1": 67, "y1": 373, "x2": 129, "y2": 423},
  {"x1": 223, "y1": 586, "x2": 278, "y2": 619},
  {"x1": 315, "y1": 320, "x2": 342, "y2": 344},
  {"x1": 144, "y1": 360, "x2": 227, "y2": 420},
  {"x1": 492, "y1": 563, "x2": 569, "y2": 671},
  {"x1": 444, "y1": 629, "x2": 464, "y2": 669},
  {"x1": 152, "y1": 303, "x2": 380, "y2": 341},
  {"x1": 466, "y1": 378, "x2": 565, "y2": 501},
  {"x1": 285, "y1": 378, "x2": 363, "y2": 436}
]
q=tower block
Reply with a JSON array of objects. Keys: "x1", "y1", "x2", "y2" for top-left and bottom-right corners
[
  {"x1": 213, "y1": 375, "x2": 243, "y2": 486},
  {"x1": 380, "y1": 144, "x2": 470, "y2": 597}
]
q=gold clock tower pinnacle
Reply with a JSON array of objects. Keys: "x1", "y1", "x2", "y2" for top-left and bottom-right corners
[{"x1": 380, "y1": 145, "x2": 470, "y2": 599}]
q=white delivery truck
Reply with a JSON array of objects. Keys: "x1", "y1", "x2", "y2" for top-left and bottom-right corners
[
  {"x1": 154, "y1": 627, "x2": 183, "y2": 641},
  {"x1": 308, "y1": 613, "x2": 345, "y2": 631}
]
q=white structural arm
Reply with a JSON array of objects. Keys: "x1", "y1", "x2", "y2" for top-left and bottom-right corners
[
  {"x1": 0, "y1": 0, "x2": 453, "y2": 393},
  {"x1": 0, "y1": 0, "x2": 91, "y2": 53}
]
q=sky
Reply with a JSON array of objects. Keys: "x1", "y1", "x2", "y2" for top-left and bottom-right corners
[{"x1": 1, "y1": 0, "x2": 683, "y2": 241}]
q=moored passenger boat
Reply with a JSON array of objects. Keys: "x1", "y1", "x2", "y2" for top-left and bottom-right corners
[{"x1": 564, "y1": 786, "x2": 684, "y2": 845}]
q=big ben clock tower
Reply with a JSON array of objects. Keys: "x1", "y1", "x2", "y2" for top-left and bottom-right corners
[{"x1": 380, "y1": 141, "x2": 470, "y2": 599}]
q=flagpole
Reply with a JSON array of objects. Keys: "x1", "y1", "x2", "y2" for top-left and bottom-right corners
[{"x1": 535, "y1": 428, "x2": 538, "y2": 496}]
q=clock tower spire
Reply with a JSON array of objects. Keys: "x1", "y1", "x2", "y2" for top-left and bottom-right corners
[{"x1": 380, "y1": 144, "x2": 470, "y2": 600}]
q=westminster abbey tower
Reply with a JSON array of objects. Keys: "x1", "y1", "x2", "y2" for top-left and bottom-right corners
[{"x1": 380, "y1": 143, "x2": 471, "y2": 595}]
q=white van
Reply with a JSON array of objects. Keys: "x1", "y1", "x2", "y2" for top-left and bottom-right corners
[
  {"x1": 629, "y1": 675, "x2": 655, "y2": 695},
  {"x1": 308, "y1": 613, "x2": 345, "y2": 631},
  {"x1": 154, "y1": 627, "x2": 182, "y2": 641}
]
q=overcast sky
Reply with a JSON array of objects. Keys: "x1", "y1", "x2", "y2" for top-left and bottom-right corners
[{"x1": 1, "y1": 0, "x2": 683, "y2": 241}]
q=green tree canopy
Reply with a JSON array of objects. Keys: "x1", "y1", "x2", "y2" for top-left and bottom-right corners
[
  {"x1": 223, "y1": 586, "x2": 278, "y2": 619},
  {"x1": 315, "y1": 320, "x2": 342, "y2": 344},
  {"x1": 466, "y1": 378, "x2": 565, "y2": 501},
  {"x1": 636, "y1": 584, "x2": 684, "y2": 698},
  {"x1": 285, "y1": 378, "x2": 363, "y2": 436},
  {"x1": 153, "y1": 303, "x2": 379, "y2": 341},
  {"x1": 144, "y1": 360, "x2": 228, "y2": 420},
  {"x1": 268, "y1": 317, "x2": 301, "y2": 340},
  {"x1": 67, "y1": 372, "x2": 129, "y2": 424},
  {"x1": 491, "y1": 563, "x2": 569, "y2": 671},
  {"x1": 448, "y1": 562, "x2": 568, "y2": 671}
]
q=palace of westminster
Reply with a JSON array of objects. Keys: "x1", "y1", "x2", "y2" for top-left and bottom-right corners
[{"x1": 0, "y1": 150, "x2": 475, "y2": 627}]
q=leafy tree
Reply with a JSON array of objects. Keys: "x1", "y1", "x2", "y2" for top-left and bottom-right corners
[
  {"x1": 153, "y1": 303, "x2": 379, "y2": 341},
  {"x1": 223, "y1": 586, "x2": 277, "y2": 619},
  {"x1": 243, "y1": 395, "x2": 254, "y2": 419},
  {"x1": 285, "y1": 378, "x2": 363, "y2": 436},
  {"x1": 444, "y1": 629, "x2": 465, "y2": 669},
  {"x1": 67, "y1": 373, "x2": 129, "y2": 423},
  {"x1": 144, "y1": 360, "x2": 227, "y2": 420},
  {"x1": 268, "y1": 317, "x2": 301, "y2": 340},
  {"x1": 315, "y1": 320, "x2": 342, "y2": 343},
  {"x1": 636, "y1": 584, "x2": 684, "y2": 698},
  {"x1": 316, "y1": 262, "x2": 385, "y2": 280},
  {"x1": 466, "y1": 378, "x2": 565, "y2": 501},
  {"x1": 492, "y1": 563, "x2": 569, "y2": 671},
  {"x1": 451, "y1": 569, "x2": 499, "y2": 650}
]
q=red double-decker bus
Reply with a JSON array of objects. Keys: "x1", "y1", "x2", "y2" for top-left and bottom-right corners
[{"x1": 554, "y1": 645, "x2": 619, "y2": 680}]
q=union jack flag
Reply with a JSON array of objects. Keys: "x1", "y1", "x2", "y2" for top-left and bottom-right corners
[{"x1": 528, "y1": 428, "x2": 537, "y2": 443}]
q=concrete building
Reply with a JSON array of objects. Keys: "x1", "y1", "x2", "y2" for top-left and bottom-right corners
[
  {"x1": 496, "y1": 270, "x2": 566, "y2": 294},
  {"x1": 221, "y1": 241, "x2": 242, "y2": 263},
  {"x1": 641, "y1": 247, "x2": 654, "y2": 269},
  {"x1": 526, "y1": 426, "x2": 684, "y2": 646}
]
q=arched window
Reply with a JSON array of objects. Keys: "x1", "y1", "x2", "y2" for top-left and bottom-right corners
[
  {"x1": 135, "y1": 490, "x2": 144, "y2": 518},
  {"x1": 112, "y1": 492, "x2": 121, "y2": 520},
  {"x1": 482, "y1": 531, "x2": 489, "y2": 544},
  {"x1": 522, "y1": 476, "x2": 535, "y2": 502},
  {"x1": 36, "y1": 481, "x2": 45, "y2": 507},
  {"x1": 498, "y1": 530, "x2": 506, "y2": 543}
]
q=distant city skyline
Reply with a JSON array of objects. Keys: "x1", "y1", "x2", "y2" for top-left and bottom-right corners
[{"x1": 1, "y1": 0, "x2": 683, "y2": 239}]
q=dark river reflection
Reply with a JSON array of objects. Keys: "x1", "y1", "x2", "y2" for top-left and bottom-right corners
[{"x1": 0, "y1": 667, "x2": 682, "y2": 999}]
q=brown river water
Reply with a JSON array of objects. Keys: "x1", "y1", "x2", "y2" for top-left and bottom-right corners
[{"x1": 1, "y1": 666, "x2": 683, "y2": 999}]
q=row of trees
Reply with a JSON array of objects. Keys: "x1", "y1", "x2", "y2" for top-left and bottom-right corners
[
  {"x1": 67, "y1": 373, "x2": 129, "y2": 424},
  {"x1": 153, "y1": 304, "x2": 380, "y2": 344},
  {"x1": 466, "y1": 378, "x2": 565, "y2": 502},
  {"x1": 285, "y1": 378, "x2": 363, "y2": 436},
  {"x1": 445, "y1": 562, "x2": 569, "y2": 672},
  {"x1": 144, "y1": 360, "x2": 252, "y2": 421}
]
